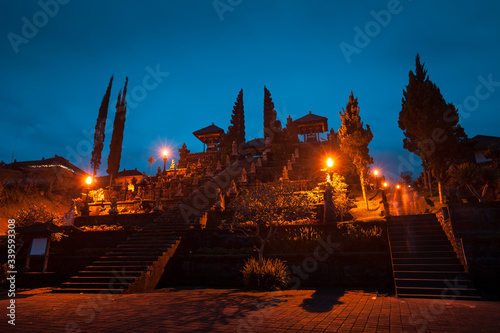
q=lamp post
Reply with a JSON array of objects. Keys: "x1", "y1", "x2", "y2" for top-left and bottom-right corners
[
  {"x1": 324, "y1": 157, "x2": 336, "y2": 224},
  {"x1": 373, "y1": 169, "x2": 379, "y2": 189},
  {"x1": 82, "y1": 176, "x2": 93, "y2": 216},
  {"x1": 326, "y1": 157, "x2": 334, "y2": 182},
  {"x1": 162, "y1": 149, "x2": 168, "y2": 174}
]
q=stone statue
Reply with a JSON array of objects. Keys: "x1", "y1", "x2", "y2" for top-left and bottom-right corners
[
  {"x1": 170, "y1": 159, "x2": 176, "y2": 170},
  {"x1": 323, "y1": 184, "x2": 336, "y2": 224},
  {"x1": 291, "y1": 153, "x2": 296, "y2": 163},
  {"x1": 226, "y1": 155, "x2": 230, "y2": 165},
  {"x1": 262, "y1": 151, "x2": 268, "y2": 162},
  {"x1": 287, "y1": 159, "x2": 293, "y2": 171},
  {"x1": 282, "y1": 166, "x2": 289, "y2": 180},
  {"x1": 206, "y1": 166, "x2": 213, "y2": 178},
  {"x1": 228, "y1": 179, "x2": 238, "y2": 195},
  {"x1": 265, "y1": 136, "x2": 272, "y2": 149},
  {"x1": 214, "y1": 188, "x2": 225, "y2": 212},
  {"x1": 231, "y1": 140, "x2": 238, "y2": 156},
  {"x1": 256, "y1": 157, "x2": 262, "y2": 167},
  {"x1": 109, "y1": 196, "x2": 118, "y2": 215},
  {"x1": 294, "y1": 148, "x2": 299, "y2": 159},
  {"x1": 249, "y1": 162, "x2": 256, "y2": 174},
  {"x1": 240, "y1": 168, "x2": 248, "y2": 183}
]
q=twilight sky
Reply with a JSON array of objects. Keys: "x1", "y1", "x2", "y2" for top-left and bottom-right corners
[{"x1": 1, "y1": 0, "x2": 499, "y2": 180}]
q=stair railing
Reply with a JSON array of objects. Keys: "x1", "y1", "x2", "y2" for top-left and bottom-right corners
[{"x1": 436, "y1": 207, "x2": 469, "y2": 273}]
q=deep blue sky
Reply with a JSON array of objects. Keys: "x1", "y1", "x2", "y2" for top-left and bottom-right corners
[{"x1": 1, "y1": 1, "x2": 499, "y2": 180}]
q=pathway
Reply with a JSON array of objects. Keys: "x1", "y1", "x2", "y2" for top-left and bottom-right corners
[{"x1": 1, "y1": 288, "x2": 499, "y2": 332}]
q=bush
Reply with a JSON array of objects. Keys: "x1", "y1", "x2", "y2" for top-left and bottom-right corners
[
  {"x1": 0, "y1": 263, "x2": 9, "y2": 286},
  {"x1": 13, "y1": 203, "x2": 59, "y2": 227},
  {"x1": 339, "y1": 224, "x2": 387, "y2": 252},
  {"x1": 241, "y1": 257, "x2": 289, "y2": 290},
  {"x1": 266, "y1": 226, "x2": 324, "y2": 254}
]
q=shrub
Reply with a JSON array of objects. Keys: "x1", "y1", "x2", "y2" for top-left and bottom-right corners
[
  {"x1": 79, "y1": 225, "x2": 124, "y2": 232},
  {"x1": 241, "y1": 257, "x2": 289, "y2": 290},
  {"x1": 13, "y1": 203, "x2": 59, "y2": 227},
  {"x1": 0, "y1": 263, "x2": 9, "y2": 286},
  {"x1": 339, "y1": 224, "x2": 387, "y2": 252},
  {"x1": 266, "y1": 226, "x2": 324, "y2": 254}
]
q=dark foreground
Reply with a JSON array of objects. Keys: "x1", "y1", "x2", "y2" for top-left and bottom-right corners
[{"x1": 1, "y1": 288, "x2": 499, "y2": 332}]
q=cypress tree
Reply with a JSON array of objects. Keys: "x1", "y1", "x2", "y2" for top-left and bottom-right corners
[
  {"x1": 107, "y1": 77, "x2": 128, "y2": 187},
  {"x1": 399, "y1": 54, "x2": 469, "y2": 202},
  {"x1": 338, "y1": 91, "x2": 374, "y2": 210},
  {"x1": 263, "y1": 86, "x2": 281, "y2": 140},
  {"x1": 91, "y1": 76, "x2": 113, "y2": 177},
  {"x1": 226, "y1": 89, "x2": 245, "y2": 146}
]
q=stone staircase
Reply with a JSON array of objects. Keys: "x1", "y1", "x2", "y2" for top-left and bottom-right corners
[
  {"x1": 54, "y1": 162, "x2": 245, "y2": 294},
  {"x1": 387, "y1": 214, "x2": 481, "y2": 300},
  {"x1": 53, "y1": 209, "x2": 187, "y2": 294}
]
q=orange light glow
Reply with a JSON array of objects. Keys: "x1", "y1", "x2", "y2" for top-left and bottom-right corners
[
  {"x1": 326, "y1": 158, "x2": 334, "y2": 168},
  {"x1": 383, "y1": 182, "x2": 388, "y2": 187},
  {"x1": 396, "y1": 184, "x2": 401, "y2": 189},
  {"x1": 85, "y1": 176, "x2": 93, "y2": 185},
  {"x1": 373, "y1": 170, "x2": 379, "y2": 176},
  {"x1": 163, "y1": 149, "x2": 168, "y2": 158}
]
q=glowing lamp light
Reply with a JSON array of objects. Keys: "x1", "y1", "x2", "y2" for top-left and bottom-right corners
[
  {"x1": 326, "y1": 158, "x2": 334, "y2": 168},
  {"x1": 383, "y1": 182, "x2": 388, "y2": 188},
  {"x1": 85, "y1": 176, "x2": 93, "y2": 185},
  {"x1": 396, "y1": 184, "x2": 401, "y2": 189},
  {"x1": 163, "y1": 149, "x2": 168, "y2": 158},
  {"x1": 374, "y1": 170, "x2": 379, "y2": 176}
]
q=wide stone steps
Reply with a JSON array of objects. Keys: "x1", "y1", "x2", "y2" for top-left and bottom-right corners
[
  {"x1": 396, "y1": 287, "x2": 481, "y2": 299},
  {"x1": 393, "y1": 264, "x2": 464, "y2": 271},
  {"x1": 391, "y1": 251, "x2": 457, "y2": 258},
  {"x1": 392, "y1": 257, "x2": 460, "y2": 265},
  {"x1": 394, "y1": 270, "x2": 469, "y2": 280},
  {"x1": 387, "y1": 214, "x2": 481, "y2": 300},
  {"x1": 395, "y1": 278, "x2": 475, "y2": 289},
  {"x1": 76, "y1": 270, "x2": 144, "y2": 277},
  {"x1": 53, "y1": 231, "x2": 182, "y2": 294}
]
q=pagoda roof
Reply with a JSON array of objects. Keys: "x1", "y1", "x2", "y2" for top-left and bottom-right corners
[
  {"x1": 6, "y1": 155, "x2": 87, "y2": 176},
  {"x1": 294, "y1": 111, "x2": 328, "y2": 133},
  {"x1": 244, "y1": 138, "x2": 266, "y2": 148},
  {"x1": 471, "y1": 135, "x2": 499, "y2": 149},
  {"x1": 193, "y1": 123, "x2": 224, "y2": 137},
  {"x1": 294, "y1": 111, "x2": 328, "y2": 124}
]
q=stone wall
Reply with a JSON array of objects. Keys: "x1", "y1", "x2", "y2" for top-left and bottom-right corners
[{"x1": 158, "y1": 252, "x2": 393, "y2": 291}]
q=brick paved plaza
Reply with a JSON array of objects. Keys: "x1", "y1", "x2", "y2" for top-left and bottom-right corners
[{"x1": 1, "y1": 288, "x2": 499, "y2": 332}]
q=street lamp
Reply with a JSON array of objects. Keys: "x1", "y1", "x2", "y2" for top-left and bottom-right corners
[
  {"x1": 373, "y1": 169, "x2": 379, "y2": 189},
  {"x1": 324, "y1": 157, "x2": 336, "y2": 224},
  {"x1": 82, "y1": 176, "x2": 93, "y2": 216},
  {"x1": 383, "y1": 182, "x2": 388, "y2": 188},
  {"x1": 85, "y1": 176, "x2": 93, "y2": 202},
  {"x1": 162, "y1": 149, "x2": 168, "y2": 173},
  {"x1": 326, "y1": 158, "x2": 334, "y2": 182}
]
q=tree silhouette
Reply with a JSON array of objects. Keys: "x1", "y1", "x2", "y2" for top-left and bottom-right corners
[
  {"x1": 399, "y1": 54, "x2": 469, "y2": 202},
  {"x1": 91, "y1": 76, "x2": 113, "y2": 177},
  {"x1": 222, "y1": 182, "x2": 315, "y2": 266},
  {"x1": 263, "y1": 86, "x2": 281, "y2": 141},
  {"x1": 225, "y1": 89, "x2": 245, "y2": 146},
  {"x1": 107, "y1": 77, "x2": 128, "y2": 188},
  {"x1": 147, "y1": 156, "x2": 156, "y2": 176},
  {"x1": 338, "y1": 91, "x2": 373, "y2": 210},
  {"x1": 451, "y1": 163, "x2": 499, "y2": 202}
]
